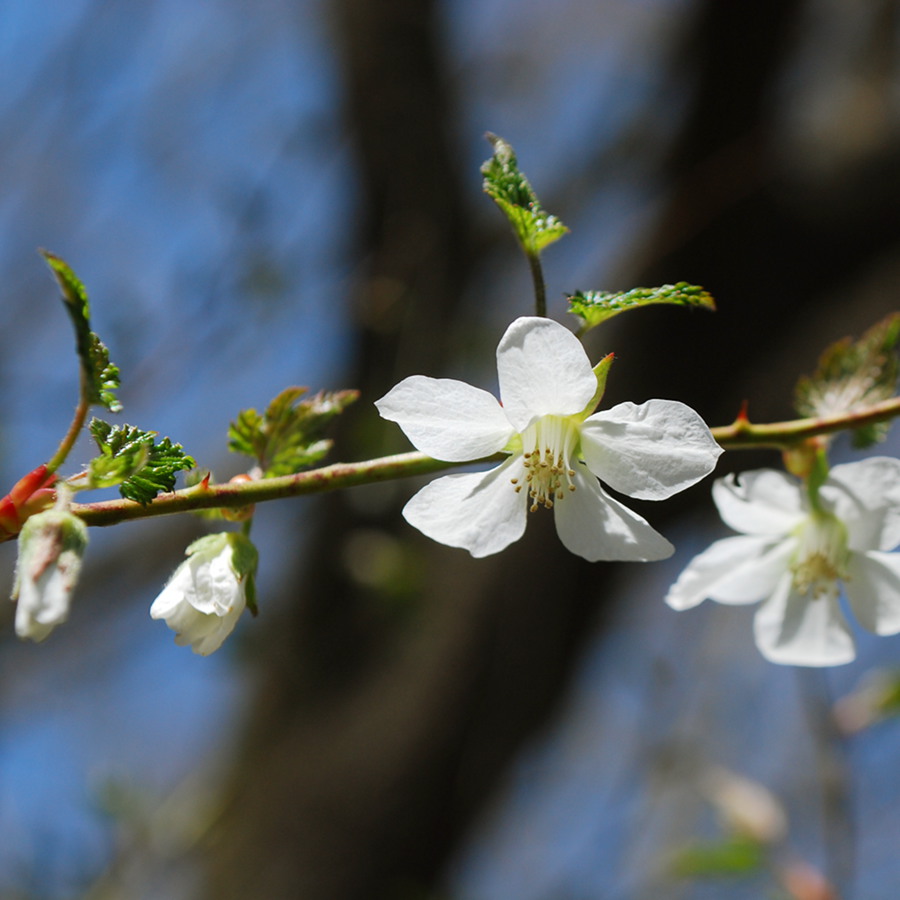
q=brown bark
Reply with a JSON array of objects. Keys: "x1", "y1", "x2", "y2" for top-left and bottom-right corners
[
  {"x1": 203, "y1": 1, "x2": 602, "y2": 897},
  {"x1": 203, "y1": 1, "x2": 900, "y2": 897}
]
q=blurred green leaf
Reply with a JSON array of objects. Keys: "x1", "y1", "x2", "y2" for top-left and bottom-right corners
[
  {"x1": 671, "y1": 836, "x2": 765, "y2": 879},
  {"x1": 568, "y1": 282, "x2": 715, "y2": 334},
  {"x1": 42, "y1": 250, "x2": 122, "y2": 413},
  {"x1": 481, "y1": 134, "x2": 568, "y2": 256},
  {"x1": 874, "y1": 671, "x2": 900, "y2": 716},
  {"x1": 229, "y1": 386, "x2": 358, "y2": 477},
  {"x1": 89, "y1": 418, "x2": 195, "y2": 504},
  {"x1": 795, "y1": 313, "x2": 900, "y2": 447}
]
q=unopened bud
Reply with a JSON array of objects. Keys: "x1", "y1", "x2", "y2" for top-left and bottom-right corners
[{"x1": 12, "y1": 509, "x2": 87, "y2": 641}]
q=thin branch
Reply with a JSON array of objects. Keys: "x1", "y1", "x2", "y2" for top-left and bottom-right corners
[
  {"x1": 711, "y1": 396, "x2": 900, "y2": 449},
  {"x1": 65, "y1": 396, "x2": 900, "y2": 530},
  {"x1": 46, "y1": 395, "x2": 89, "y2": 475},
  {"x1": 527, "y1": 250, "x2": 547, "y2": 318},
  {"x1": 71, "y1": 451, "x2": 496, "y2": 527}
]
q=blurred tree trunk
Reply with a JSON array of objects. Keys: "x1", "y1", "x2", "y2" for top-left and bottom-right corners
[
  {"x1": 203, "y1": 1, "x2": 900, "y2": 897},
  {"x1": 202, "y1": 1, "x2": 601, "y2": 897},
  {"x1": 621, "y1": 0, "x2": 900, "y2": 425}
]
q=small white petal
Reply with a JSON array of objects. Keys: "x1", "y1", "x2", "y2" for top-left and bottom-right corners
[
  {"x1": 179, "y1": 605, "x2": 244, "y2": 656},
  {"x1": 580, "y1": 399, "x2": 722, "y2": 500},
  {"x1": 665, "y1": 535, "x2": 790, "y2": 610},
  {"x1": 825, "y1": 457, "x2": 900, "y2": 552},
  {"x1": 553, "y1": 466, "x2": 673, "y2": 562},
  {"x1": 846, "y1": 550, "x2": 900, "y2": 635},
  {"x1": 753, "y1": 576, "x2": 855, "y2": 666},
  {"x1": 150, "y1": 564, "x2": 194, "y2": 618},
  {"x1": 150, "y1": 538, "x2": 248, "y2": 655},
  {"x1": 402, "y1": 458, "x2": 527, "y2": 558},
  {"x1": 712, "y1": 470, "x2": 806, "y2": 536},
  {"x1": 707, "y1": 539, "x2": 797, "y2": 604},
  {"x1": 375, "y1": 375, "x2": 514, "y2": 461},
  {"x1": 496, "y1": 317, "x2": 597, "y2": 431}
]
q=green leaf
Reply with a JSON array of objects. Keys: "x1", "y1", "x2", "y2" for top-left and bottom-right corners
[
  {"x1": 41, "y1": 250, "x2": 122, "y2": 413},
  {"x1": 568, "y1": 282, "x2": 715, "y2": 334},
  {"x1": 481, "y1": 134, "x2": 568, "y2": 256},
  {"x1": 228, "y1": 386, "x2": 359, "y2": 477},
  {"x1": 794, "y1": 313, "x2": 900, "y2": 447},
  {"x1": 671, "y1": 836, "x2": 765, "y2": 879},
  {"x1": 88, "y1": 418, "x2": 195, "y2": 504}
]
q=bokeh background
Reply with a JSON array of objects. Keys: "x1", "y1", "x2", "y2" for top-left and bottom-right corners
[{"x1": 2, "y1": 0, "x2": 900, "y2": 897}]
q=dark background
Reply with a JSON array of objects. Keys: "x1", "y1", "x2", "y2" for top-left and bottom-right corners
[{"x1": 2, "y1": 1, "x2": 900, "y2": 897}]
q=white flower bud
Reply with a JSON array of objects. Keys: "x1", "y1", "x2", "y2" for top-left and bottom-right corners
[
  {"x1": 150, "y1": 532, "x2": 257, "y2": 655},
  {"x1": 13, "y1": 509, "x2": 88, "y2": 642}
]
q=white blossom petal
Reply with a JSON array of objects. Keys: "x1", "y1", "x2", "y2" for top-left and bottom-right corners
[
  {"x1": 825, "y1": 457, "x2": 900, "y2": 552},
  {"x1": 712, "y1": 471, "x2": 806, "y2": 536},
  {"x1": 15, "y1": 567, "x2": 71, "y2": 641},
  {"x1": 149, "y1": 563, "x2": 195, "y2": 618},
  {"x1": 580, "y1": 399, "x2": 722, "y2": 500},
  {"x1": 665, "y1": 535, "x2": 790, "y2": 610},
  {"x1": 553, "y1": 466, "x2": 673, "y2": 562},
  {"x1": 150, "y1": 535, "x2": 253, "y2": 655},
  {"x1": 753, "y1": 577, "x2": 855, "y2": 666},
  {"x1": 177, "y1": 605, "x2": 244, "y2": 656},
  {"x1": 375, "y1": 375, "x2": 514, "y2": 461},
  {"x1": 845, "y1": 550, "x2": 900, "y2": 635},
  {"x1": 402, "y1": 457, "x2": 527, "y2": 558},
  {"x1": 496, "y1": 317, "x2": 597, "y2": 432}
]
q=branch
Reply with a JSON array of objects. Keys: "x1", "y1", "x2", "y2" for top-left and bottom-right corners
[
  {"x1": 71, "y1": 451, "x2": 498, "y2": 528},
  {"x1": 67, "y1": 396, "x2": 900, "y2": 530},
  {"x1": 711, "y1": 396, "x2": 900, "y2": 449}
]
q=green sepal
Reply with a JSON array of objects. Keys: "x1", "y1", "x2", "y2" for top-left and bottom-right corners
[
  {"x1": 794, "y1": 313, "x2": 900, "y2": 448},
  {"x1": 568, "y1": 283, "x2": 715, "y2": 334},
  {"x1": 229, "y1": 386, "x2": 359, "y2": 477},
  {"x1": 481, "y1": 134, "x2": 568, "y2": 256},
  {"x1": 670, "y1": 836, "x2": 765, "y2": 879},
  {"x1": 579, "y1": 353, "x2": 615, "y2": 419},
  {"x1": 41, "y1": 250, "x2": 122, "y2": 413},
  {"x1": 88, "y1": 418, "x2": 195, "y2": 504},
  {"x1": 227, "y1": 532, "x2": 259, "y2": 616}
]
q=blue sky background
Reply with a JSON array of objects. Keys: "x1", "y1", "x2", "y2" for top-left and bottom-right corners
[{"x1": 3, "y1": 1, "x2": 900, "y2": 898}]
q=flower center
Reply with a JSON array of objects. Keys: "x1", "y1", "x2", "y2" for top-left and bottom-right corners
[
  {"x1": 790, "y1": 512, "x2": 849, "y2": 599},
  {"x1": 510, "y1": 415, "x2": 578, "y2": 512}
]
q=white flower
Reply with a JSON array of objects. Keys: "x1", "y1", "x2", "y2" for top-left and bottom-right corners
[
  {"x1": 376, "y1": 316, "x2": 722, "y2": 561},
  {"x1": 151, "y1": 532, "x2": 257, "y2": 655},
  {"x1": 666, "y1": 457, "x2": 900, "y2": 666},
  {"x1": 13, "y1": 509, "x2": 88, "y2": 642}
]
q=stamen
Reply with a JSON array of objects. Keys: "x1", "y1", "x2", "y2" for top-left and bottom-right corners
[
  {"x1": 516, "y1": 415, "x2": 579, "y2": 512},
  {"x1": 790, "y1": 513, "x2": 848, "y2": 598}
]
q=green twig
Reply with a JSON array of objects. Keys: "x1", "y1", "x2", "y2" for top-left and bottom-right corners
[
  {"x1": 71, "y1": 452, "x2": 500, "y2": 528},
  {"x1": 710, "y1": 396, "x2": 900, "y2": 449},
  {"x1": 46, "y1": 395, "x2": 90, "y2": 476},
  {"x1": 528, "y1": 251, "x2": 547, "y2": 318},
  {"x1": 67, "y1": 397, "x2": 900, "y2": 530}
]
